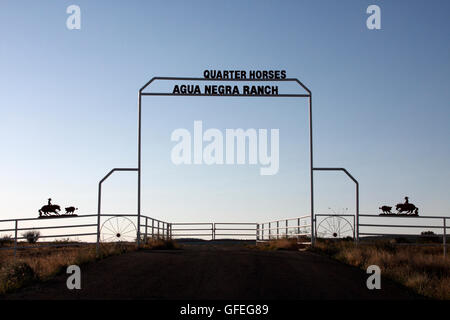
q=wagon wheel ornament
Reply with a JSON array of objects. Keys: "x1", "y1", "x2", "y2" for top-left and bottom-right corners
[
  {"x1": 316, "y1": 216, "x2": 354, "y2": 239},
  {"x1": 101, "y1": 216, "x2": 137, "y2": 242}
]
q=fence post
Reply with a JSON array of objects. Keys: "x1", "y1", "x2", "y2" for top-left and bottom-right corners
[
  {"x1": 151, "y1": 219, "x2": 154, "y2": 239},
  {"x1": 353, "y1": 215, "x2": 356, "y2": 240},
  {"x1": 166, "y1": 222, "x2": 169, "y2": 240},
  {"x1": 286, "y1": 220, "x2": 288, "y2": 238},
  {"x1": 269, "y1": 222, "x2": 271, "y2": 240},
  {"x1": 314, "y1": 217, "x2": 317, "y2": 239},
  {"x1": 212, "y1": 223, "x2": 215, "y2": 240},
  {"x1": 277, "y1": 221, "x2": 279, "y2": 239},
  {"x1": 144, "y1": 217, "x2": 148, "y2": 243},
  {"x1": 297, "y1": 218, "x2": 300, "y2": 239},
  {"x1": 261, "y1": 223, "x2": 264, "y2": 241},
  {"x1": 14, "y1": 220, "x2": 18, "y2": 258},
  {"x1": 157, "y1": 221, "x2": 160, "y2": 239},
  {"x1": 444, "y1": 218, "x2": 447, "y2": 257},
  {"x1": 256, "y1": 223, "x2": 259, "y2": 241}
]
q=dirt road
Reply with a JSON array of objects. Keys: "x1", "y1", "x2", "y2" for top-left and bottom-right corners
[{"x1": 5, "y1": 243, "x2": 420, "y2": 299}]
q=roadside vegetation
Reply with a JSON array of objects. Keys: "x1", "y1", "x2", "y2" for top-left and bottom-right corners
[
  {"x1": 22, "y1": 230, "x2": 41, "y2": 244},
  {"x1": 253, "y1": 237, "x2": 310, "y2": 251},
  {"x1": 313, "y1": 239, "x2": 449, "y2": 300},
  {"x1": 0, "y1": 242, "x2": 136, "y2": 294},
  {"x1": 141, "y1": 238, "x2": 180, "y2": 250},
  {"x1": 0, "y1": 237, "x2": 180, "y2": 295},
  {"x1": 255, "y1": 237, "x2": 449, "y2": 299}
]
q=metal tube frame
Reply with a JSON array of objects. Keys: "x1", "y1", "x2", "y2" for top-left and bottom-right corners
[
  {"x1": 97, "y1": 168, "x2": 138, "y2": 254},
  {"x1": 138, "y1": 76, "x2": 316, "y2": 245},
  {"x1": 312, "y1": 168, "x2": 359, "y2": 242}
]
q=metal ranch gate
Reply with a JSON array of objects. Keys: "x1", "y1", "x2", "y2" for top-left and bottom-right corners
[{"x1": 1, "y1": 74, "x2": 448, "y2": 257}]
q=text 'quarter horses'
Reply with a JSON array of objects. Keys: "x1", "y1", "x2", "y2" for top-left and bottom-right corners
[{"x1": 39, "y1": 204, "x2": 61, "y2": 217}]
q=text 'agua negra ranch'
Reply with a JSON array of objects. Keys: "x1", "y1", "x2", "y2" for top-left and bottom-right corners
[
  {"x1": 172, "y1": 69, "x2": 287, "y2": 95},
  {"x1": 170, "y1": 70, "x2": 285, "y2": 175}
]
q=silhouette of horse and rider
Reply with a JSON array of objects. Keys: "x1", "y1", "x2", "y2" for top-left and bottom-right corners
[
  {"x1": 379, "y1": 196, "x2": 419, "y2": 215},
  {"x1": 38, "y1": 198, "x2": 78, "y2": 218}
]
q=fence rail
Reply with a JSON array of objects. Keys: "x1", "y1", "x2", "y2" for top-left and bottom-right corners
[
  {"x1": 0, "y1": 214, "x2": 172, "y2": 256},
  {"x1": 358, "y1": 214, "x2": 448, "y2": 256},
  {"x1": 1, "y1": 213, "x2": 448, "y2": 256},
  {"x1": 257, "y1": 215, "x2": 311, "y2": 242},
  {"x1": 170, "y1": 222, "x2": 259, "y2": 240},
  {"x1": 313, "y1": 213, "x2": 448, "y2": 256}
]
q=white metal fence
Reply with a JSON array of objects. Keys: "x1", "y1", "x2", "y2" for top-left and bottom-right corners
[
  {"x1": 1, "y1": 213, "x2": 448, "y2": 256},
  {"x1": 0, "y1": 214, "x2": 171, "y2": 256},
  {"x1": 313, "y1": 213, "x2": 448, "y2": 256},
  {"x1": 170, "y1": 222, "x2": 258, "y2": 240},
  {"x1": 257, "y1": 215, "x2": 311, "y2": 241},
  {"x1": 358, "y1": 214, "x2": 448, "y2": 256},
  {"x1": 170, "y1": 216, "x2": 312, "y2": 241}
]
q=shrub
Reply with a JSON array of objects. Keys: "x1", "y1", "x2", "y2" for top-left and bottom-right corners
[
  {"x1": 0, "y1": 235, "x2": 14, "y2": 247},
  {"x1": 22, "y1": 230, "x2": 41, "y2": 244},
  {"x1": 420, "y1": 231, "x2": 440, "y2": 243},
  {"x1": 375, "y1": 240, "x2": 397, "y2": 253},
  {"x1": 143, "y1": 238, "x2": 179, "y2": 250},
  {"x1": 53, "y1": 238, "x2": 74, "y2": 243},
  {"x1": 256, "y1": 238, "x2": 309, "y2": 251},
  {"x1": 393, "y1": 237, "x2": 411, "y2": 244},
  {"x1": 0, "y1": 261, "x2": 36, "y2": 293}
]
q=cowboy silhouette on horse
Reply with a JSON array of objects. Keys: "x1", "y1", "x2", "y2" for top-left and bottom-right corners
[
  {"x1": 38, "y1": 198, "x2": 61, "y2": 217},
  {"x1": 380, "y1": 196, "x2": 419, "y2": 215},
  {"x1": 395, "y1": 196, "x2": 419, "y2": 215}
]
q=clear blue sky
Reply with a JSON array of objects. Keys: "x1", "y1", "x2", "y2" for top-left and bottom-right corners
[{"x1": 0, "y1": 0, "x2": 449, "y2": 226}]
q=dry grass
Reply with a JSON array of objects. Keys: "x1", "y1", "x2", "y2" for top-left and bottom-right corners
[
  {"x1": 313, "y1": 239, "x2": 450, "y2": 300},
  {"x1": 0, "y1": 243, "x2": 136, "y2": 294},
  {"x1": 0, "y1": 238, "x2": 180, "y2": 294},
  {"x1": 253, "y1": 237, "x2": 310, "y2": 251},
  {"x1": 141, "y1": 238, "x2": 180, "y2": 250}
]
